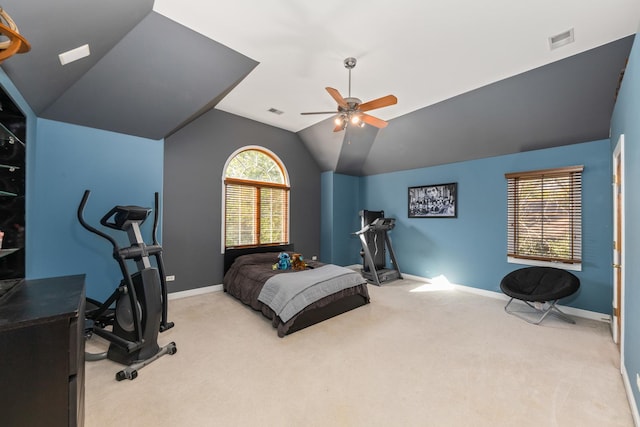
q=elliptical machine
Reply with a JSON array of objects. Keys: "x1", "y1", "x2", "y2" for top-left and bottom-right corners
[{"x1": 78, "y1": 190, "x2": 176, "y2": 381}]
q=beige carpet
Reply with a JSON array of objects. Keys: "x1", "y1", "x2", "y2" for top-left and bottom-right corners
[{"x1": 85, "y1": 279, "x2": 633, "y2": 427}]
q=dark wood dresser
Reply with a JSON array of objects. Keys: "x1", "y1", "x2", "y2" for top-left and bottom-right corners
[{"x1": 0, "y1": 274, "x2": 86, "y2": 427}]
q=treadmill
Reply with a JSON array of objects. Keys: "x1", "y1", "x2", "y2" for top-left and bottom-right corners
[{"x1": 355, "y1": 210, "x2": 402, "y2": 286}]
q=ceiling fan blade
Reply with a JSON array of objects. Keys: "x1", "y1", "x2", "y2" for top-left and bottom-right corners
[
  {"x1": 300, "y1": 111, "x2": 337, "y2": 115},
  {"x1": 358, "y1": 95, "x2": 398, "y2": 112},
  {"x1": 360, "y1": 113, "x2": 388, "y2": 129},
  {"x1": 326, "y1": 87, "x2": 349, "y2": 110}
]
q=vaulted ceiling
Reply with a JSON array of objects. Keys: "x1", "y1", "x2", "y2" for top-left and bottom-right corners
[
  {"x1": 0, "y1": 1, "x2": 257, "y2": 140},
  {"x1": 1, "y1": 1, "x2": 638, "y2": 175}
]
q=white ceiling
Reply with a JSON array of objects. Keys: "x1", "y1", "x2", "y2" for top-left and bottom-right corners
[{"x1": 153, "y1": 0, "x2": 640, "y2": 133}]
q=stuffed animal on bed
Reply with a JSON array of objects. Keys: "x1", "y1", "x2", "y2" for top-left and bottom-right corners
[
  {"x1": 273, "y1": 252, "x2": 291, "y2": 270},
  {"x1": 291, "y1": 253, "x2": 307, "y2": 271}
]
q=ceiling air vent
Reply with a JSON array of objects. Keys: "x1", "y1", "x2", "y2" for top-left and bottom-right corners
[
  {"x1": 549, "y1": 28, "x2": 574, "y2": 50},
  {"x1": 268, "y1": 108, "x2": 284, "y2": 115},
  {"x1": 58, "y1": 44, "x2": 91, "y2": 65}
]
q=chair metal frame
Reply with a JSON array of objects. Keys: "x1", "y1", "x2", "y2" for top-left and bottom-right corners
[{"x1": 504, "y1": 297, "x2": 575, "y2": 325}]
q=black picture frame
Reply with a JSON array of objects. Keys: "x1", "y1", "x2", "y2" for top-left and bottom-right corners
[{"x1": 408, "y1": 182, "x2": 457, "y2": 218}]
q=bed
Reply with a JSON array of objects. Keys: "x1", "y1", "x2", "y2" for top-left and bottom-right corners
[{"x1": 223, "y1": 245, "x2": 370, "y2": 337}]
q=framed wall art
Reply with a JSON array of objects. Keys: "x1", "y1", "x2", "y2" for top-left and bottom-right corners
[{"x1": 408, "y1": 182, "x2": 457, "y2": 218}]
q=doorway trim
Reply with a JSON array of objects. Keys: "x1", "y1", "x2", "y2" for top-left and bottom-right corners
[{"x1": 612, "y1": 134, "x2": 625, "y2": 359}]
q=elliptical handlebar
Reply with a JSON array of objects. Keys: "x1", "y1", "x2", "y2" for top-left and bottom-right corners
[
  {"x1": 78, "y1": 190, "x2": 121, "y2": 253},
  {"x1": 152, "y1": 192, "x2": 159, "y2": 246}
]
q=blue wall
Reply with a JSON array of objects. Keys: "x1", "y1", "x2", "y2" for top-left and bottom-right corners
[
  {"x1": 324, "y1": 139, "x2": 613, "y2": 314},
  {"x1": 320, "y1": 171, "x2": 361, "y2": 264},
  {"x1": 30, "y1": 119, "x2": 163, "y2": 301},
  {"x1": 0, "y1": 65, "x2": 166, "y2": 301},
  {"x1": 610, "y1": 31, "x2": 639, "y2": 419},
  {"x1": 320, "y1": 172, "x2": 333, "y2": 263},
  {"x1": 0, "y1": 68, "x2": 163, "y2": 305}
]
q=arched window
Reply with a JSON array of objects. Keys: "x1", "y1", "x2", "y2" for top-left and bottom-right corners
[{"x1": 223, "y1": 148, "x2": 290, "y2": 249}]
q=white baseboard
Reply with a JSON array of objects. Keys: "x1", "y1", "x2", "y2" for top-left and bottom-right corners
[
  {"x1": 168, "y1": 284, "x2": 222, "y2": 300},
  {"x1": 393, "y1": 271, "x2": 609, "y2": 323},
  {"x1": 622, "y1": 364, "x2": 640, "y2": 425},
  {"x1": 168, "y1": 269, "x2": 609, "y2": 322}
]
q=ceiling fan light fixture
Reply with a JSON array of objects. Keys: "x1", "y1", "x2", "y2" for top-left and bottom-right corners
[{"x1": 302, "y1": 57, "x2": 397, "y2": 133}]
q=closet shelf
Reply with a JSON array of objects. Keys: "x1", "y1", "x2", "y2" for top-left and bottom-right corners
[{"x1": 0, "y1": 121, "x2": 24, "y2": 147}]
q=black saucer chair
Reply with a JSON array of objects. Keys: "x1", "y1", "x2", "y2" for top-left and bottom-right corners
[{"x1": 500, "y1": 267, "x2": 580, "y2": 325}]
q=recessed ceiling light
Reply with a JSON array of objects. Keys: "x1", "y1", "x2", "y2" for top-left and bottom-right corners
[
  {"x1": 549, "y1": 28, "x2": 574, "y2": 50},
  {"x1": 58, "y1": 44, "x2": 91, "y2": 66},
  {"x1": 267, "y1": 107, "x2": 284, "y2": 115}
]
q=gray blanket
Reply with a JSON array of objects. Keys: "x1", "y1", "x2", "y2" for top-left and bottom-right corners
[{"x1": 258, "y1": 265, "x2": 366, "y2": 323}]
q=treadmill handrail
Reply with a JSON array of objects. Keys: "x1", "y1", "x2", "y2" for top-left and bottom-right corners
[
  {"x1": 354, "y1": 224, "x2": 371, "y2": 235},
  {"x1": 355, "y1": 217, "x2": 395, "y2": 234}
]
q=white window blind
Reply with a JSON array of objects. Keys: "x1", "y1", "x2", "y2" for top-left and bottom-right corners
[
  {"x1": 506, "y1": 166, "x2": 583, "y2": 264},
  {"x1": 258, "y1": 186, "x2": 288, "y2": 244},
  {"x1": 225, "y1": 183, "x2": 257, "y2": 247},
  {"x1": 224, "y1": 180, "x2": 289, "y2": 248}
]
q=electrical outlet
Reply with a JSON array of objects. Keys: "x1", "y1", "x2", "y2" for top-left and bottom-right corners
[
  {"x1": 312, "y1": 255, "x2": 318, "y2": 261},
  {"x1": 166, "y1": 275, "x2": 175, "y2": 282},
  {"x1": 636, "y1": 373, "x2": 640, "y2": 392}
]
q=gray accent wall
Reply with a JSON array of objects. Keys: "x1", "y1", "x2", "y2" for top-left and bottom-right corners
[
  {"x1": 39, "y1": 12, "x2": 257, "y2": 140},
  {"x1": 1, "y1": 3, "x2": 258, "y2": 141},
  {"x1": 163, "y1": 109, "x2": 322, "y2": 291},
  {"x1": 361, "y1": 36, "x2": 633, "y2": 176},
  {"x1": 299, "y1": 36, "x2": 634, "y2": 176}
]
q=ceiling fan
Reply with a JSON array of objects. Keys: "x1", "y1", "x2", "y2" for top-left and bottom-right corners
[
  {"x1": 301, "y1": 57, "x2": 397, "y2": 132},
  {"x1": 0, "y1": 8, "x2": 30, "y2": 63}
]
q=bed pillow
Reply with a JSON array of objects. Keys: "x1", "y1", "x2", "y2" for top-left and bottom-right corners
[{"x1": 232, "y1": 252, "x2": 286, "y2": 268}]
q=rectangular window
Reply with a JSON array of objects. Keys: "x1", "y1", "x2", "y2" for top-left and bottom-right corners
[
  {"x1": 225, "y1": 182, "x2": 289, "y2": 248},
  {"x1": 505, "y1": 166, "x2": 583, "y2": 266}
]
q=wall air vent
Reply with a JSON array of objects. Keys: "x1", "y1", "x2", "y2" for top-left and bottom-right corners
[
  {"x1": 268, "y1": 108, "x2": 284, "y2": 115},
  {"x1": 549, "y1": 28, "x2": 574, "y2": 50}
]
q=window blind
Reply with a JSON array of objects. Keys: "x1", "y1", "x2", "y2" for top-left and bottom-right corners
[
  {"x1": 259, "y1": 186, "x2": 289, "y2": 244},
  {"x1": 225, "y1": 181, "x2": 289, "y2": 248},
  {"x1": 225, "y1": 183, "x2": 257, "y2": 247},
  {"x1": 505, "y1": 166, "x2": 583, "y2": 264}
]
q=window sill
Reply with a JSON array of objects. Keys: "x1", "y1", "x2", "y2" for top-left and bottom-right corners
[{"x1": 507, "y1": 256, "x2": 582, "y2": 272}]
